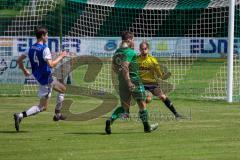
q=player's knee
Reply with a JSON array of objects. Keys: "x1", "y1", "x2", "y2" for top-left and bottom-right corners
[
  {"x1": 146, "y1": 96, "x2": 152, "y2": 103},
  {"x1": 58, "y1": 93, "x2": 65, "y2": 102},
  {"x1": 159, "y1": 94, "x2": 167, "y2": 101},
  {"x1": 137, "y1": 100, "x2": 147, "y2": 110},
  {"x1": 63, "y1": 88, "x2": 66, "y2": 93},
  {"x1": 145, "y1": 90, "x2": 153, "y2": 104},
  {"x1": 60, "y1": 86, "x2": 66, "y2": 93},
  {"x1": 145, "y1": 95, "x2": 152, "y2": 104}
]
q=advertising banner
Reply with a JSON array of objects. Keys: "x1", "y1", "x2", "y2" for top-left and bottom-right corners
[{"x1": 1, "y1": 37, "x2": 240, "y2": 84}]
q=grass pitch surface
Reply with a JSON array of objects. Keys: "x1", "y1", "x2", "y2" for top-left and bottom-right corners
[{"x1": 0, "y1": 96, "x2": 240, "y2": 160}]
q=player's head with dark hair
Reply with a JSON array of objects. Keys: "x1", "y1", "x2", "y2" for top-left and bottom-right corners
[
  {"x1": 121, "y1": 31, "x2": 133, "y2": 41},
  {"x1": 121, "y1": 31, "x2": 134, "y2": 49},
  {"x1": 35, "y1": 26, "x2": 48, "y2": 42},
  {"x1": 139, "y1": 41, "x2": 150, "y2": 56}
]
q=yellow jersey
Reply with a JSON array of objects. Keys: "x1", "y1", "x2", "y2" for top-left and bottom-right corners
[{"x1": 137, "y1": 54, "x2": 164, "y2": 84}]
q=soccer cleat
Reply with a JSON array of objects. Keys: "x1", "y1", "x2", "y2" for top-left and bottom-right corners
[
  {"x1": 105, "y1": 119, "x2": 112, "y2": 134},
  {"x1": 53, "y1": 113, "x2": 66, "y2": 121},
  {"x1": 14, "y1": 113, "x2": 22, "y2": 132},
  {"x1": 144, "y1": 123, "x2": 158, "y2": 133},
  {"x1": 175, "y1": 113, "x2": 185, "y2": 120}
]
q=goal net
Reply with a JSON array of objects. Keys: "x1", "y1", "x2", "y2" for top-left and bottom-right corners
[{"x1": 0, "y1": 0, "x2": 240, "y2": 101}]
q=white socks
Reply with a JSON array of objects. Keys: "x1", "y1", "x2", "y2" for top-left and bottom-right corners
[
  {"x1": 21, "y1": 105, "x2": 43, "y2": 118},
  {"x1": 18, "y1": 93, "x2": 65, "y2": 118},
  {"x1": 55, "y1": 93, "x2": 65, "y2": 113}
]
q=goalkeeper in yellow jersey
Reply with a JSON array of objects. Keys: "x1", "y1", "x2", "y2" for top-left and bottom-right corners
[{"x1": 137, "y1": 41, "x2": 183, "y2": 119}]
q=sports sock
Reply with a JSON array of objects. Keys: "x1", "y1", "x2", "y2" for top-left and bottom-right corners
[
  {"x1": 110, "y1": 106, "x2": 125, "y2": 122},
  {"x1": 139, "y1": 109, "x2": 149, "y2": 122},
  {"x1": 139, "y1": 109, "x2": 150, "y2": 129},
  {"x1": 55, "y1": 93, "x2": 64, "y2": 114},
  {"x1": 163, "y1": 98, "x2": 177, "y2": 115},
  {"x1": 22, "y1": 105, "x2": 43, "y2": 118}
]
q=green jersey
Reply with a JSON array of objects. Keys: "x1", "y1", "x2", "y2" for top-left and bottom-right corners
[{"x1": 112, "y1": 47, "x2": 141, "y2": 82}]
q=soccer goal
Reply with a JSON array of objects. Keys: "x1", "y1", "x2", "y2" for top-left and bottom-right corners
[{"x1": 0, "y1": 0, "x2": 240, "y2": 101}]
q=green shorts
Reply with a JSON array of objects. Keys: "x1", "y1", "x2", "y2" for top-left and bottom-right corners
[{"x1": 118, "y1": 80, "x2": 146, "y2": 102}]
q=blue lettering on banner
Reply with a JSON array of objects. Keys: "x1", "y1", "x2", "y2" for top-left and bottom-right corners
[
  {"x1": 17, "y1": 38, "x2": 28, "y2": 52},
  {"x1": 62, "y1": 44, "x2": 69, "y2": 51},
  {"x1": 190, "y1": 39, "x2": 200, "y2": 54},
  {"x1": 62, "y1": 38, "x2": 81, "y2": 53},
  {"x1": 0, "y1": 58, "x2": 31, "y2": 76},
  {"x1": 10, "y1": 59, "x2": 17, "y2": 69},
  {"x1": 218, "y1": 39, "x2": 227, "y2": 53},
  {"x1": 201, "y1": 39, "x2": 216, "y2": 54},
  {"x1": 29, "y1": 38, "x2": 33, "y2": 48},
  {"x1": 26, "y1": 59, "x2": 31, "y2": 69},
  {"x1": 71, "y1": 38, "x2": 81, "y2": 53},
  {"x1": 234, "y1": 39, "x2": 240, "y2": 54},
  {"x1": 190, "y1": 38, "x2": 239, "y2": 55},
  {"x1": 17, "y1": 37, "x2": 81, "y2": 54},
  {"x1": 48, "y1": 38, "x2": 59, "y2": 53},
  {"x1": 9, "y1": 59, "x2": 30, "y2": 69},
  {"x1": 90, "y1": 51, "x2": 114, "y2": 57}
]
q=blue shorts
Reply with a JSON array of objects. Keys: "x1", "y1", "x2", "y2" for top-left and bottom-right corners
[{"x1": 144, "y1": 85, "x2": 157, "y2": 94}]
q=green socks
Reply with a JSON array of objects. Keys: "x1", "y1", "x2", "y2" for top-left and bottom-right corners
[
  {"x1": 139, "y1": 109, "x2": 149, "y2": 122},
  {"x1": 139, "y1": 110, "x2": 151, "y2": 131},
  {"x1": 110, "y1": 106, "x2": 125, "y2": 122}
]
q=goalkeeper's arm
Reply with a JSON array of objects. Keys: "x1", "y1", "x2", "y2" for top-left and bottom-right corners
[{"x1": 153, "y1": 59, "x2": 171, "y2": 80}]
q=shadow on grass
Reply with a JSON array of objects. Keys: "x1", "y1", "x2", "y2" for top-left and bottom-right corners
[
  {"x1": 0, "y1": 130, "x2": 29, "y2": 134},
  {"x1": 64, "y1": 131, "x2": 143, "y2": 135}
]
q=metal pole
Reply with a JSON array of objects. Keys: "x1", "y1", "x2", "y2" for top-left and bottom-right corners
[
  {"x1": 59, "y1": 0, "x2": 64, "y2": 81},
  {"x1": 31, "y1": 0, "x2": 36, "y2": 15},
  {"x1": 227, "y1": 0, "x2": 235, "y2": 102}
]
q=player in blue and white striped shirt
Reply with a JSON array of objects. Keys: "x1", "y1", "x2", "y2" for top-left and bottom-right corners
[{"x1": 13, "y1": 26, "x2": 67, "y2": 132}]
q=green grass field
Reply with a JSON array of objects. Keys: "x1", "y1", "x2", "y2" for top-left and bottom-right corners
[
  {"x1": 0, "y1": 57, "x2": 239, "y2": 159},
  {"x1": 1, "y1": 96, "x2": 240, "y2": 160}
]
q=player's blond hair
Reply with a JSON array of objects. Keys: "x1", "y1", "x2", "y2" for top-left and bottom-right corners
[{"x1": 140, "y1": 41, "x2": 150, "y2": 49}]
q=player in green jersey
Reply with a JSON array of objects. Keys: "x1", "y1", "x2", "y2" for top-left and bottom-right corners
[{"x1": 105, "y1": 31, "x2": 158, "y2": 134}]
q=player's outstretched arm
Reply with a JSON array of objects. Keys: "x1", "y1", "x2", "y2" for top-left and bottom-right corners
[
  {"x1": 152, "y1": 58, "x2": 164, "y2": 79},
  {"x1": 47, "y1": 50, "x2": 67, "y2": 68},
  {"x1": 153, "y1": 58, "x2": 171, "y2": 80},
  {"x1": 17, "y1": 54, "x2": 30, "y2": 77}
]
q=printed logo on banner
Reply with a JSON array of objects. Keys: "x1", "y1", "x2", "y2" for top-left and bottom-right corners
[
  {"x1": 0, "y1": 59, "x2": 8, "y2": 75},
  {"x1": 190, "y1": 38, "x2": 240, "y2": 55},
  {"x1": 104, "y1": 40, "x2": 117, "y2": 51},
  {"x1": 190, "y1": 39, "x2": 226, "y2": 54},
  {"x1": 16, "y1": 37, "x2": 81, "y2": 55}
]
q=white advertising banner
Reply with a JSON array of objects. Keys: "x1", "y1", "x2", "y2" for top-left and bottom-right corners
[
  {"x1": 1, "y1": 36, "x2": 240, "y2": 57},
  {"x1": 0, "y1": 36, "x2": 240, "y2": 84}
]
